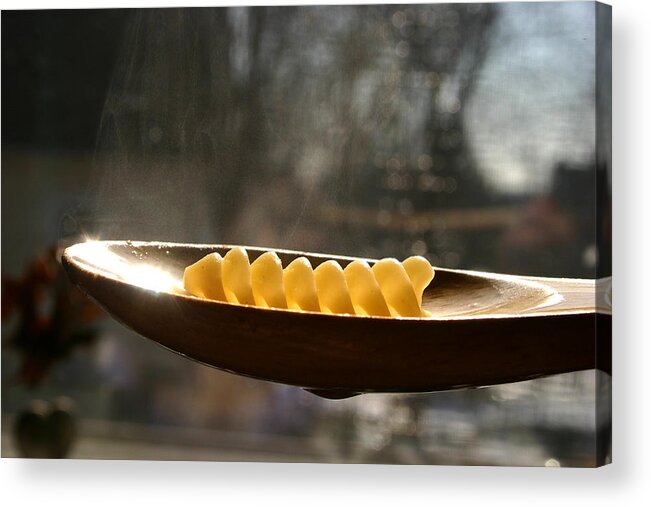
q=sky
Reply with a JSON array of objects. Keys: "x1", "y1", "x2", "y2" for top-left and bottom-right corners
[{"x1": 466, "y1": 1, "x2": 596, "y2": 194}]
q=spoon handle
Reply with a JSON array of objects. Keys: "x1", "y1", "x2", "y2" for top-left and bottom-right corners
[
  {"x1": 525, "y1": 276, "x2": 611, "y2": 375},
  {"x1": 520, "y1": 276, "x2": 611, "y2": 316}
]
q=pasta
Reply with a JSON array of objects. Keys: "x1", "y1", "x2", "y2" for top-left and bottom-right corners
[
  {"x1": 222, "y1": 246, "x2": 255, "y2": 305},
  {"x1": 250, "y1": 251, "x2": 287, "y2": 309},
  {"x1": 314, "y1": 260, "x2": 355, "y2": 315},
  {"x1": 343, "y1": 260, "x2": 391, "y2": 317},
  {"x1": 283, "y1": 257, "x2": 320, "y2": 312},
  {"x1": 182, "y1": 252, "x2": 226, "y2": 301},
  {"x1": 372, "y1": 258, "x2": 423, "y2": 318},
  {"x1": 183, "y1": 248, "x2": 434, "y2": 317}
]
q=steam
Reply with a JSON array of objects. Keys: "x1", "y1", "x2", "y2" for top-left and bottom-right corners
[
  {"x1": 84, "y1": 5, "x2": 497, "y2": 257},
  {"x1": 90, "y1": 8, "x2": 234, "y2": 243}
]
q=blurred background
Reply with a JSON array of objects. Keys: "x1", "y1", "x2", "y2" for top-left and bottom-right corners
[{"x1": 2, "y1": 3, "x2": 610, "y2": 465}]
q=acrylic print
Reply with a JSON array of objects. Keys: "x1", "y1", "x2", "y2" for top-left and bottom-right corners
[{"x1": 1, "y1": 2, "x2": 611, "y2": 466}]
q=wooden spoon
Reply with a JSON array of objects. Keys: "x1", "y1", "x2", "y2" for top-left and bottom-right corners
[{"x1": 62, "y1": 240, "x2": 611, "y2": 399}]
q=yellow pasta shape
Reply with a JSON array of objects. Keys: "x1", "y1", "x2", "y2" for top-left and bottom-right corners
[
  {"x1": 402, "y1": 256, "x2": 435, "y2": 308},
  {"x1": 343, "y1": 260, "x2": 391, "y2": 317},
  {"x1": 250, "y1": 251, "x2": 287, "y2": 309},
  {"x1": 222, "y1": 246, "x2": 255, "y2": 305},
  {"x1": 314, "y1": 260, "x2": 355, "y2": 315},
  {"x1": 372, "y1": 258, "x2": 422, "y2": 317},
  {"x1": 183, "y1": 247, "x2": 434, "y2": 318},
  {"x1": 183, "y1": 252, "x2": 227, "y2": 301},
  {"x1": 283, "y1": 257, "x2": 320, "y2": 312}
]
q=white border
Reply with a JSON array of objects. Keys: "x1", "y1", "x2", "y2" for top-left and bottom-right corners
[{"x1": 2, "y1": 0, "x2": 650, "y2": 505}]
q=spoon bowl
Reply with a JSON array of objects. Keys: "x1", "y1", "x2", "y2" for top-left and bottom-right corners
[{"x1": 62, "y1": 240, "x2": 608, "y2": 397}]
